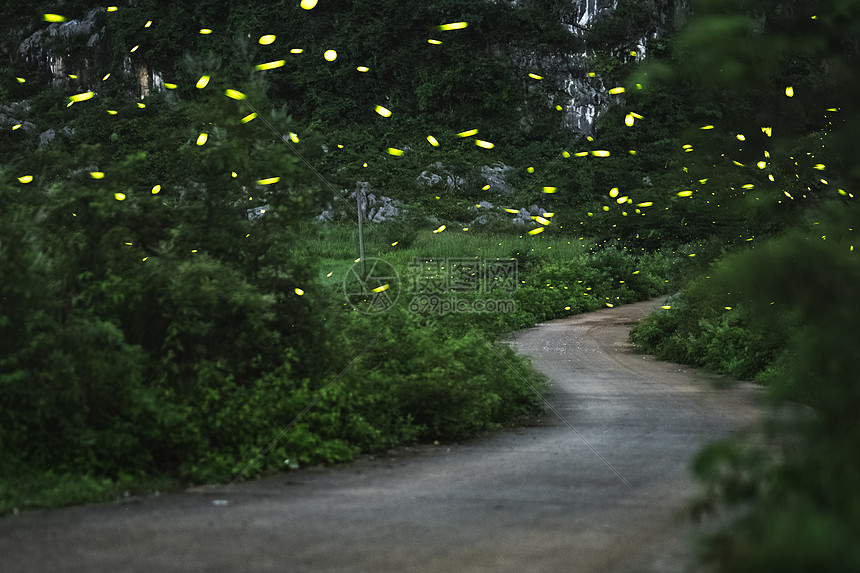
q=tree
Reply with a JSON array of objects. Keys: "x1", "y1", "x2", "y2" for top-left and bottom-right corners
[{"x1": 646, "y1": 1, "x2": 860, "y2": 569}]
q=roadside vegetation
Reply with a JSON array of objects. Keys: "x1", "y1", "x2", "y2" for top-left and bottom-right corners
[{"x1": 625, "y1": 0, "x2": 860, "y2": 570}]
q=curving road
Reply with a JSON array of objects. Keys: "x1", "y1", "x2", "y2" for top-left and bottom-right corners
[{"x1": 0, "y1": 299, "x2": 764, "y2": 572}]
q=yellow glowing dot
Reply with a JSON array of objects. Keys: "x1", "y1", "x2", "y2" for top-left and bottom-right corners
[
  {"x1": 456, "y1": 128, "x2": 478, "y2": 137},
  {"x1": 591, "y1": 150, "x2": 610, "y2": 157},
  {"x1": 289, "y1": 132, "x2": 299, "y2": 143},
  {"x1": 588, "y1": 72, "x2": 596, "y2": 77},
  {"x1": 427, "y1": 135, "x2": 439, "y2": 147},
  {"x1": 326, "y1": 271, "x2": 334, "y2": 277},
  {"x1": 102, "y1": 73, "x2": 110, "y2": 80},
  {"x1": 677, "y1": 190, "x2": 693, "y2": 197},
  {"x1": 107, "y1": 110, "x2": 118, "y2": 115},
  {"x1": 15, "y1": 77, "x2": 25, "y2": 83},
  {"x1": 145, "y1": 20, "x2": 152, "y2": 28},
  {"x1": 300, "y1": 0, "x2": 318, "y2": 9},
  {"x1": 605, "y1": 302, "x2": 614, "y2": 307},
  {"x1": 762, "y1": 127, "x2": 772, "y2": 137},
  {"x1": 362, "y1": 163, "x2": 368, "y2": 167},
  {"x1": 736, "y1": 134, "x2": 745, "y2": 141},
  {"x1": 231, "y1": 172, "x2": 238, "y2": 178},
  {"x1": 256, "y1": 60, "x2": 285, "y2": 70},
  {"x1": 608, "y1": 86, "x2": 625, "y2": 94},
  {"x1": 475, "y1": 140, "x2": 494, "y2": 149},
  {"x1": 12, "y1": 124, "x2": 21, "y2": 130},
  {"x1": 768, "y1": 174, "x2": 775, "y2": 181},
  {"x1": 241, "y1": 112, "x2": 258, "y2": 123},
  {"x1": 225, "y1": 89, "x2": 246, "y2": 100},
  {"x1": 17, "y1": 175, "x2": 33, "y2": 183},
  {"x1": 323, "y1": 50, "x2": 337, "y2": 61},
  {"x1": 504, "y1": 208, "x2": 519, "y2": 214},
  {"x1": 757, "y1": 161, "x2": 767, "y2": 169},
  {"x1": 733, "y1": 160, "x2": 745, "y2": 167},
  {"x1": 602, "y1": 205, "x2": 610, "y2": 211},
  {"x1": 662, "y1": 305, "x2": 671, "y2": 310},
  {"x1": 428, "y1": 39, "x2": 442, "y2": 44},
  {"x1": 628, "y1": 150, "x2": 637, "y2": 155},
  {"x1": 114, "y1": 192, "x2": 126, "y2": 201},
  {"x1": 636, "y1": 202, "x2": 653, "y2": 207},
  {"x1": 528, "y1": 73, "x2": 543, "y2": 80},
  {"x1": 529, "y1": 227, "x2": 544, "y2": 235},
  {"x1": 390, "y1": 242, "x2": 398, "y2": 247},
  {"x1": 526, "y1": 167, "x2": 535, "y2": 173},
  {"x1": 700, "y1": 125, "x2": 714, "y2": 130},
  {"x1": 724, "y1": 306, "x2": 732, "y2": 310},
  {"x1": 130, "y1": 45, "x2": 139, "y2": 53},
  {"x1": 257, "y1": 177, "x2": 280, "y2": 185},
  {"x1": 191, "y1": 249, "x2": 198, "y2": 253},
  {"x1": 196, "y1": 75, "x2": 210, "y2": 88},
  {"x1": 372, "y1": 284, "x2": 390, "y2": 293},
  {"x1": 290, "y1": 48, "x2": 303, "y2": 53},
  {"x1": 199, "y1": 28, "x2": 212, "y2": 35},
  {"x1": 69, "y1": 91, "x2": 94, "y2": 102},
  {"x1": 533, "y1": 216, "x2": 551, "y2": 225},
  {"x1": 107, "y1": 6, "x2": 118, "y2": 12},
  {"x1": 556, "y1": 105, "x2": 563, "y2": 111},
  {"x1": 742, "y1": 184, "x2": 755, "y2": 189},
  {"x1": 609, "y1": 187, "x2": 619, "y2": 198},
  {"x1": 357, "y1": 66, "x2": 369, "y2": 72},
  {"x1": 785, "y1": 86, "x2": 794, "y2": 97},
  {"x1": 433, "y1": 225, "x2": 446, "y2": 233},
  {"x1": 68, "y1": 74, "x2": 77, "y2": 79},
  {"x1": 196, "y1": 133, "x2": 208, "y2": 146},
  {"x1": 90, "y1": 172, "x2": 105, "y2": 179},
  {"x1": 562, "y1": 151, "x2": 571, "y2": 158},
  {"x1": 813, "y1": 163, "x2": 826, "y2": 170},
  {"x1": 387, "y1": 148, "x2": 404, "y2": 156},
  {"x1": 44, "y1": 13, "x2": 66, "y2": 22},
  {"x1": 616, "y1": 196, "x2": 628, "y2": 204},
  {"x1": 625, "y1": 114, "x2": 635, "y2": 126},
  {"x1": 137, "y1": 103, "x2": 146, "y2": 108},
  {"x1": 151, "y1": 184, "x2": 161, "y2": 194},
  {"x1": 164, "y1": 83, "x2": 177, "y2": 89},
  {"x1": 295, "y1": 287, "x2": 305, "y2": 296},
  {"x1": 482, "y1": 184, "x2": 490, "y2": 190},
  {"x1": 438, "y1": 21, "x2": 468, "y2": 31},
  {"x1": 375, "y1": 105, "x2": 392, "y2": 117}
]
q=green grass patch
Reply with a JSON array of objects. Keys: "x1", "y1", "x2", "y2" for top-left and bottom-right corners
[{"x1": 0, "y1": 468, "x2": 176, "y2": 515}]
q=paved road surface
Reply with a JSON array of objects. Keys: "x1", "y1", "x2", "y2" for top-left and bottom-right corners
[{"x1": 0, "y1": 299, "x2": 764, "y2": 572}]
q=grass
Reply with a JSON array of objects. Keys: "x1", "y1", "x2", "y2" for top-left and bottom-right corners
[
  {"x1": 302, "y1": 220, "x2": 651, "y2": 285},
  {"x1": 0, "y1": 469, "x2": 176, "y2": 515}
]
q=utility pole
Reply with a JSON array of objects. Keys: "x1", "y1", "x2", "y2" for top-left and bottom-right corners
[{"x1": 357, "y1": 184, "x2": 366, "y2": 277}]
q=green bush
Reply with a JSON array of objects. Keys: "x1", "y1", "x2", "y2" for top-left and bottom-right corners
[{"x1": 336, "y1": 306, "x2": 546, "y2": 442}]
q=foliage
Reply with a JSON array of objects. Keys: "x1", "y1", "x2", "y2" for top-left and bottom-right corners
[{"x1": 629, "y1": 0, "x2": 860, "y2": 570}]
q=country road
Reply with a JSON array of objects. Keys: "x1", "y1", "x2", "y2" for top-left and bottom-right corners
[{"x1": 0, "y1": 299, "x2": 764, "y2": 573}]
